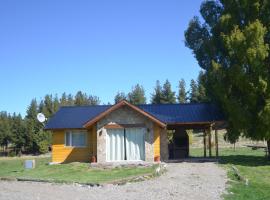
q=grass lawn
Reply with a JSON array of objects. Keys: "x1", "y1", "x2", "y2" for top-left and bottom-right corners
[
  {"x1": 0, "y1": 156, "x2": 157, "y2": 184},
  {"x1": 190, "y1": 147, "x2": 270, "y2": 200}
]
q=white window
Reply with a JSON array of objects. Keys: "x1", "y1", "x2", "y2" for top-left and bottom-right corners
[{"x1": 65, "y1": 131, "x2": 87, "y2": 147}]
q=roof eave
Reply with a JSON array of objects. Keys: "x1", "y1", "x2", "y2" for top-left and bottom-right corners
[{"x1": 44, "y1": 127, "x2": 87, "y2": 131}]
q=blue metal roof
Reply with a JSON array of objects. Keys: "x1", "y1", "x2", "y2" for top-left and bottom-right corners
[
  {"x1": 138, "y1": 103, "x2": 224, "y2": 124},
  {"x1": 45, "y1": 105, "x2": 111, "y2": 129},
  {"x1": 45, "y1": 103, "x2": 224, "y2": 129}
]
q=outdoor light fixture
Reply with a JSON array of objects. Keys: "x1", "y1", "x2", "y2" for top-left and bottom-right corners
[{"x1": 99, "y1": 129, "x2": 103, "y2": 136}]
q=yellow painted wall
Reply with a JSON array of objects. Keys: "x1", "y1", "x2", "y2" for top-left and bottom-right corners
[
  {"x1": 153, "y1": 125, "x2": 161, "y2": 158},
  {"x1": 91, "y1": 125, "x2": 97, "y2": 156},
  {"x1": 52, "y1": 125, "x2": 96, "y2": 163}
]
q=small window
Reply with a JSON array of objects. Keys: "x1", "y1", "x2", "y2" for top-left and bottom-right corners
[{"x1": 65, "y1": 131, "x2": 87, "y2": 147}]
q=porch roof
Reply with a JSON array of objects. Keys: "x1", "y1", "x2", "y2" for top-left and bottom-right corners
[{"x1": 44, "y1": 102, "x2": 225, "y2": 130}]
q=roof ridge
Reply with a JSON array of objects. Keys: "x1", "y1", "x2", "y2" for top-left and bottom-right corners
[
  {"x1": 138, "y1": 102, "x2": 212, "y2": 106},
  {"x1": 60, "y1": 105, "x2": 112, "y2": 109},
  {"x1": 59, "y1": 102, "x2": 213, "y2": 108}
]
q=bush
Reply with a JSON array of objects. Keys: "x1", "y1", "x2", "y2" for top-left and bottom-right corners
[
  {"x1": 34, "y1": 130, "x2": 52, "y2": 154},
  {"x1": 8, "y1": 151, "x2": 16, "y2": 157},
  {"x1": 37, "y1": 141, "x2": 49, "y2": 154}
]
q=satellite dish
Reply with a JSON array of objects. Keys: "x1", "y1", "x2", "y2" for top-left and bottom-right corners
[{"x1": 37, "y1": 113, "x2": 46, "y2": 123}]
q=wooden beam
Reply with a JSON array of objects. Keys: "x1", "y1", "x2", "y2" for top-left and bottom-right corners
[
  {"x1": 166, "y1": 121, "x2": 225, "y2": 125},
  {"x1": 215, "y1": 129, "x2": 219, "y2": 158},
  {"x1": 203, "y1": 129, "x2": 207, "y2": 158},
  {"x1": 104, "y1": 123, "x2": 146, "y2": 129},
  {"x1": 208, "y1": 125, "x2": 212, "y2": 157}
]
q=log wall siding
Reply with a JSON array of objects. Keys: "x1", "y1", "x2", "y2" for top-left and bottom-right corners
[
  {"x1": 153, "y1": 125, "x2": 161, "y2": 158},
  {"x1": 52, "y1": 127, "x2": 95, "y2": 163}
]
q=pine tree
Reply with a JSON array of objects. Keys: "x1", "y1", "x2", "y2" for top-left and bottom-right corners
[
  {"x1": 88, "y1": 95, "x2": 100, "y2": 105},
  {"x1": 151, "y1": 80, "x2": 163, "y2": 104},
  {"x1": 67, "y1": 94, "x2": 74, "y2": 106},
  {"x1": 74, "y1": 91, "x2": 100, "y2": 106},
  {"x1": 25, "y1": 99, "x2": 40, "y2": 153},
  {"x1": 177, "y1": 79, "x2": 187, "y2": 103},
  {"x1": 53, "y1": 95, "x2": 60, "y2": 113},
  {"x1": 43, "y1": 95, "x2": 54, "y2": 117},
  {"x1": 38, "y1": 100, "x2": 45, "y2": 114},
  {"x1": 60, "y1": 92, "x2": 68, "y2": 106},
  {"x1": 26, "y1": 99, "x2": 39, "y2": 121},
  {"x1": 74, "y1": 91, "x2": 89, "y2": 106},
  {"x1": 0, "y1": 112, "x2": 12, "y2": 152},
  {"x1": 197, "y1": 71, "x2": 208, "y2": 102},
  {"x1": 128, "y1": 84, "x2": 146, "y2": 105},
  {"x1": 161, "y1": 79, "x2": 176, "y2": 104},
  {"x1": 114, "y1": 92, "x2": 126, "y2": 104},
  {"x1": 11, "y1": 113, "x2": 26, "y2": 155},
  {"x1": 189, "y1": 79, "x2": 199, "y2": 103},
  {"x1": 185, "y1": 0, "x2": 270, "y2": 157}
]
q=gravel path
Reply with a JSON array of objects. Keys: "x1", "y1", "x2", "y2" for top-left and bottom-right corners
[{"x1": 0, "y1": 162, "x2": 227, "y2": 200}]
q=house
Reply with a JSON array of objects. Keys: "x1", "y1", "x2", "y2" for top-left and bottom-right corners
[{"x1": 44, "y1": 100, "x2": 224, "y2": 163}]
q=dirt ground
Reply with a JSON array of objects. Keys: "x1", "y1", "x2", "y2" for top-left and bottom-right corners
[{"x1": 0, "y1": 162, "x2": 227, "y2": 200}]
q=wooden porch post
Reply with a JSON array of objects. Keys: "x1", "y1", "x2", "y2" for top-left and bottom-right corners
[
  {"x1": 203, "y1": 129, "x2": 207, "y2": 158},
  {"x1": 208, "y1": 125, "x2": 212, "y2": 157},
  {"x1": 215, "y1": 128, "x2": 219, "y2": 158}
]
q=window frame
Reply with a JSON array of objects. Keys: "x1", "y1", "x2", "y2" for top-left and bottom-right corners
[{"x1": 65, "y1": 130, "x2": 87, "y2": 148}]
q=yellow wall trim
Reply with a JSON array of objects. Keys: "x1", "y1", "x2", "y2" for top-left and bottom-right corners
[
  {"x1": 153, "y1": 125, "x2": 161, "y2": 158},
  {"x1": 52, "y1": 125, "x2": 96, "y2": 163}
]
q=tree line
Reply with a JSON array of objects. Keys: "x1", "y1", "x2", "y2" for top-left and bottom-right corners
[
  {"x1": 114, "y1": 72, "x2": 208, "y2": 104},
  {"x1": 0, "y1": 92, "x2": 100, "y2": 155},
  {"x1": 0, "y1": 75, "x2": 206, "y2": 156}
]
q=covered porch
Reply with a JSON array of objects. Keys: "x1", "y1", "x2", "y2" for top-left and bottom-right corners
[{"x1": 166, "y1": 121, "x2": 226, "y2": 160}]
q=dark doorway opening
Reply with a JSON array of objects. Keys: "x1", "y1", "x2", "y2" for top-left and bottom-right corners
[{"x1": 168, "y1": 128, "x2": 189, "y2": 159}]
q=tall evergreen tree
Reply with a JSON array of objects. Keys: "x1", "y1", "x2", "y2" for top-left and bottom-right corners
[
  {"x1": 43, "y1": 95, "x2": 54, "y2": 117},
  {"x1": 185, "y1": 0, "x2": 270, "y2": 157},
  {"x1": 25, "y1": 99, "x2": 40, "y2": 153},
  {"x1": 189, "y1": 79, "x2": 199, "y2": 103},
  {"x1": 11, "y1": 113, "x2": 26, "y2": 155},
  {"x1": 26, "y1": 99, "x2": 39, "y2": 121},
  {"x1": 74, "y1": 91, "x2": 89, "y2": 106},
  {"x1": 88, "y1": 95, "x2": 100, "y2": 105},
  {"x1": 114, "y1": 92, "x2": 126, "y2": 104},
  {"x1": 60, "y1": 92, "x2": 68, "y2": 106},
  {"x1": 74, "y1": 91, "x2": 100, "y2": 106},
  {"x1": 128, "y1": 84, "x2": 146, "y2": 105},
  {"x1": 161, "y1": 79, "x2": 176, "y2": 104},
  {"x1": 177, "y1": 79, "x2": 187, "y2": 103},
  {"x1": 151, "y1": 80, "x2": 163, "y2": 104},
  {"x1": 0, "y1": 112, "x2": 12, "y2": 152},
  {"x1": 67, "y1": 94, "x2": 74, "y2": 106},
  {"x1": 53, "y1": 95, "x2": 60, "y2": 113},
  {"x1": 197, "y1": 71, "x2": 208, "y2": 102},
  {"x1": 38, "y1": 100, "x2": 45, "y2": 114}
]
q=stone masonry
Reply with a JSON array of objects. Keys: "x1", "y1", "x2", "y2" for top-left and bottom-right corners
[
  {"x1": 96, "y1": 106, "x2": 155, "y2": 163},
  {"x1": 160, "y1": 128, "x2": 169, "y2": 161}
]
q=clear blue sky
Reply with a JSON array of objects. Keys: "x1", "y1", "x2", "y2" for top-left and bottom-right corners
[{"x1": 0, "y1": 0, "x2": 203, "y2": 116}]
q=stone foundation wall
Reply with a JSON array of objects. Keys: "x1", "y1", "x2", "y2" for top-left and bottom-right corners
[{"x1": 96, "y1": 106, "x2": 154, "y2": 163}]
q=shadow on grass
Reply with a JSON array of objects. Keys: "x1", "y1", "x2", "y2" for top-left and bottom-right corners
[{"x1": 219, "y1": 155, "x2": 270, "y2": 167}]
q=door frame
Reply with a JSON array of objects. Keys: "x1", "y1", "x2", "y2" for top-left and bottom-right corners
[{"x1": 105, "y1": 127, "x2": 146, "y2": 162}]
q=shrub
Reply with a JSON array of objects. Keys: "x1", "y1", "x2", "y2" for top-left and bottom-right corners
[
  {"x1": 37, "y1": 141, "x2": 49, "y2": 154},
  {"x1": 8, "y1": 151, "x2": 16, "y2": 157}
]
